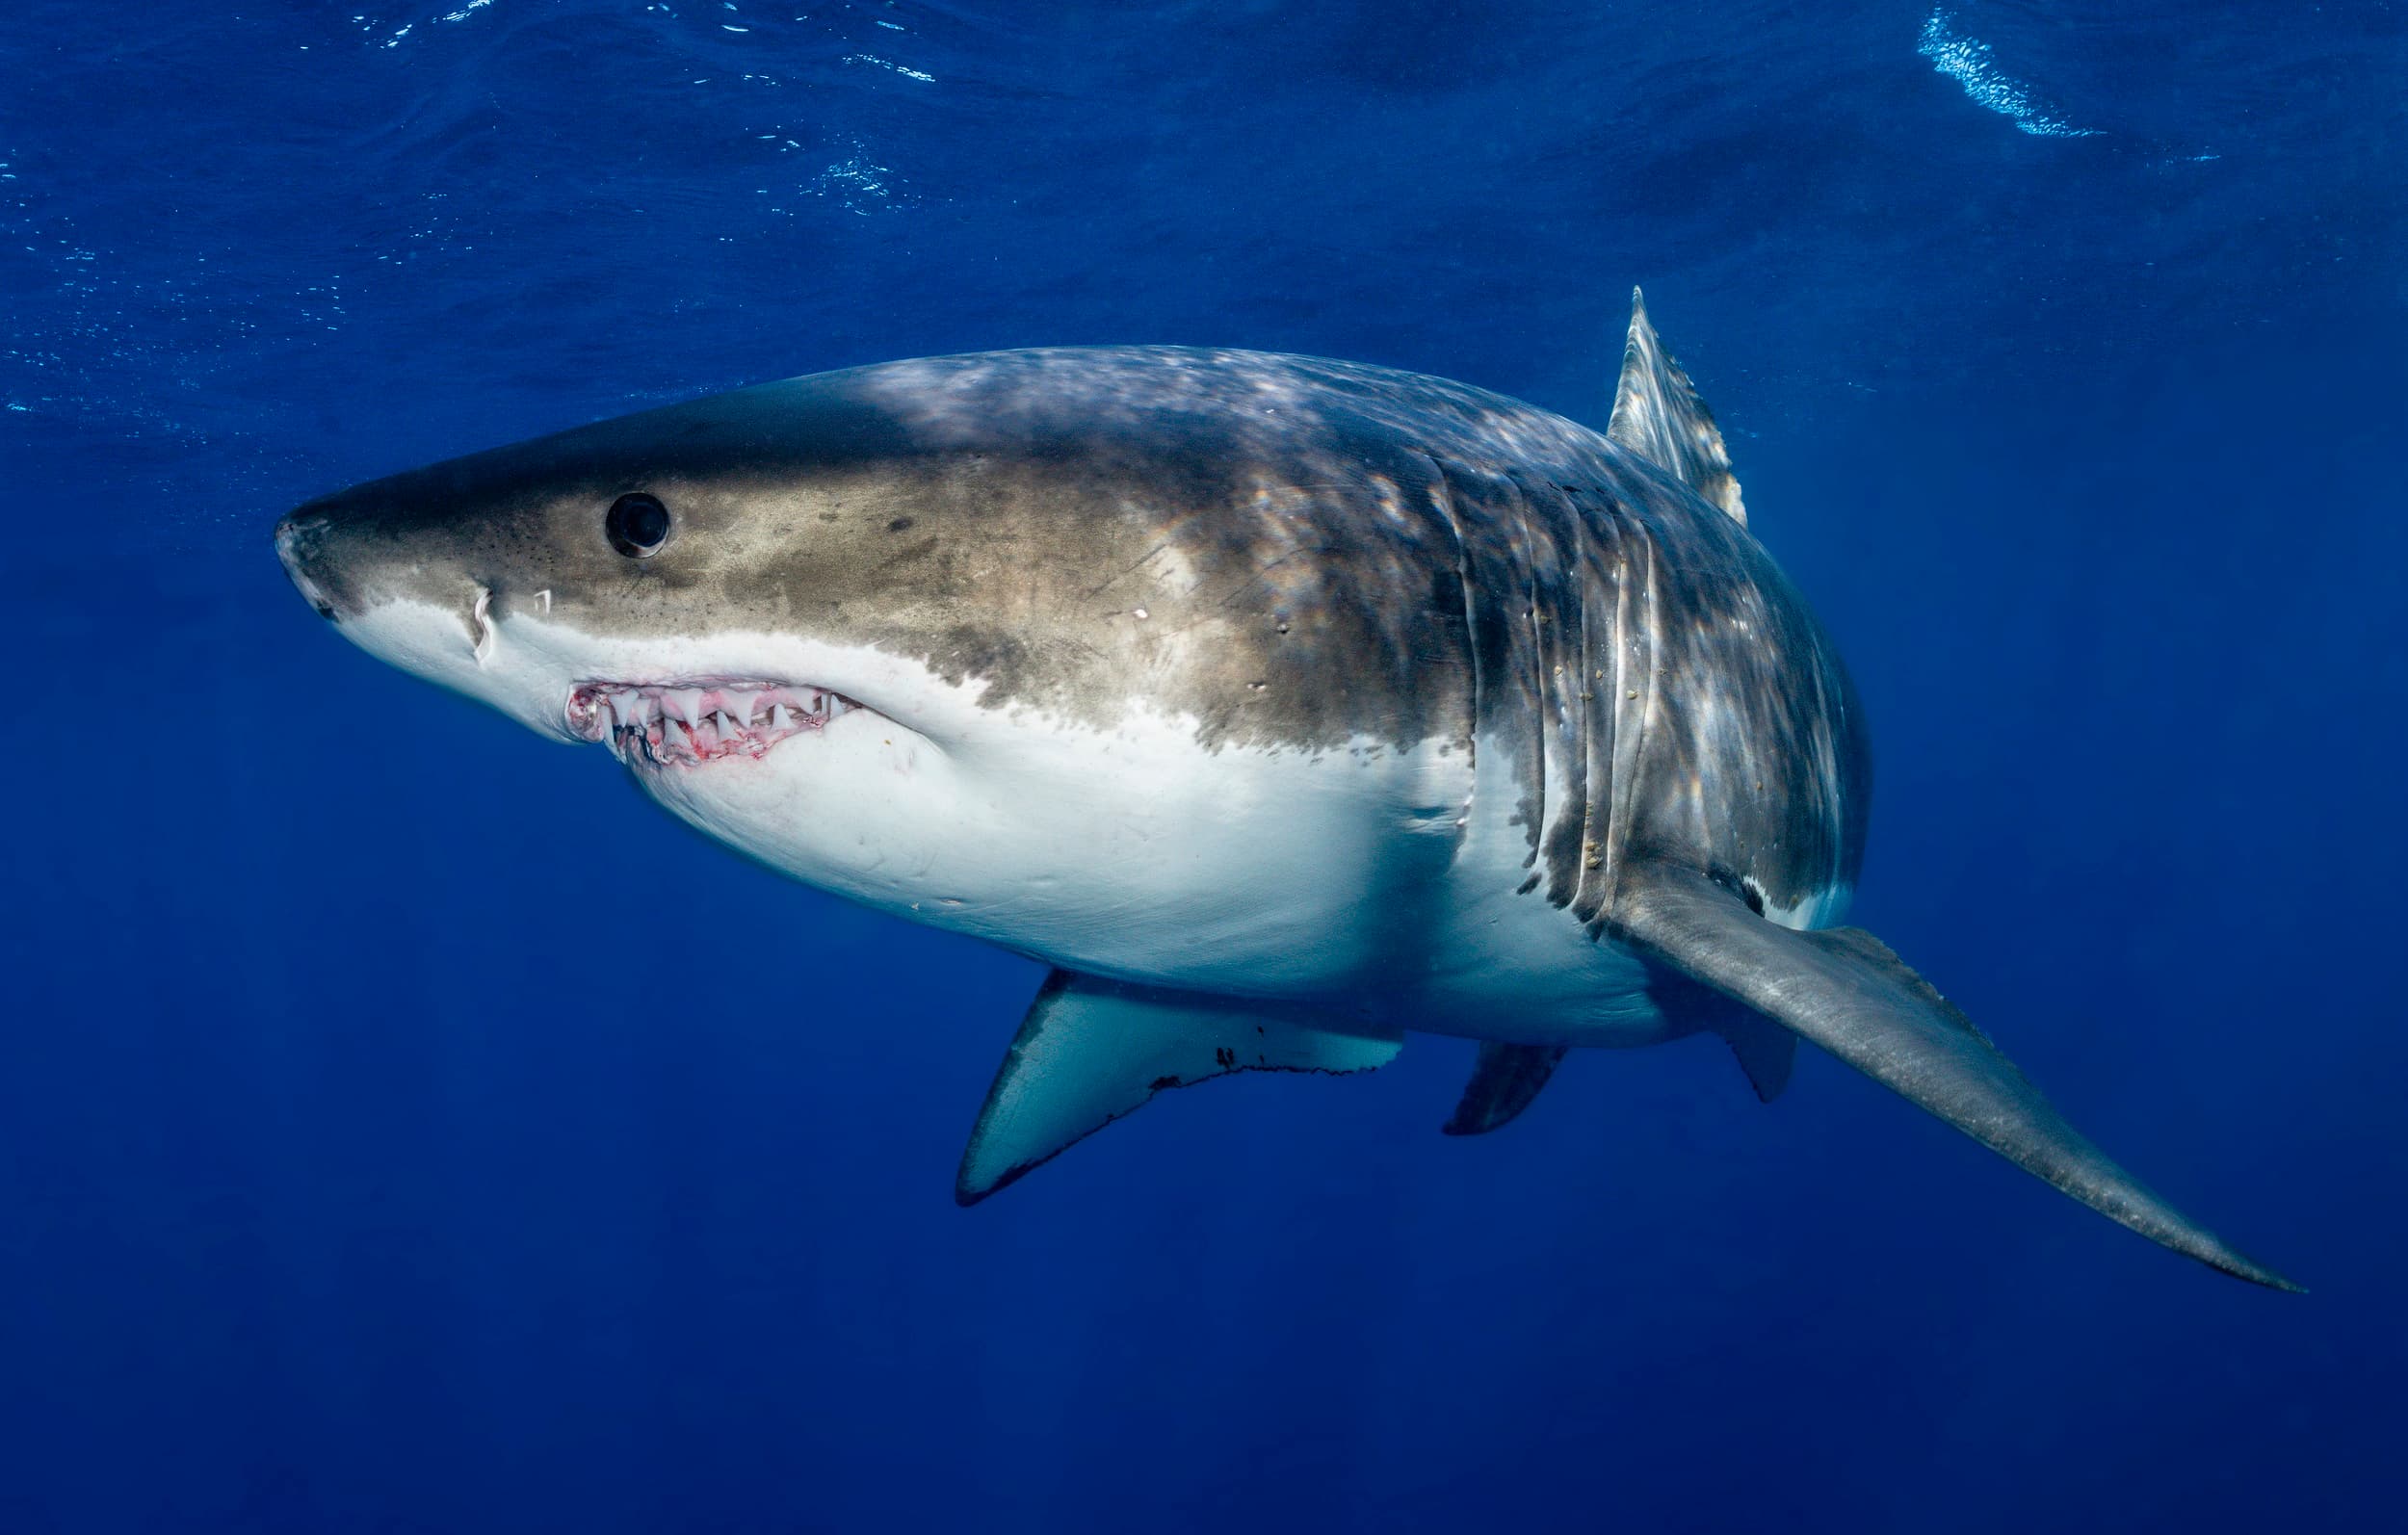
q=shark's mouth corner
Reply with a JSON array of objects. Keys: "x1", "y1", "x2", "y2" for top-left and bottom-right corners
[{"x1": 566, "y1": 680, "x2": 867, "y2": 768}]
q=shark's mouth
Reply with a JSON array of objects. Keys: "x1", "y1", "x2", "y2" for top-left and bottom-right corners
[{"x1": 565, "y1": 681, "x2": 865, "y2": 768}]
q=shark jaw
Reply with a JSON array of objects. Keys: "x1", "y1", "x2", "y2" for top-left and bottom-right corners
[{"x1": 564, "y1": 680, "x2": 868, "y2": 769}]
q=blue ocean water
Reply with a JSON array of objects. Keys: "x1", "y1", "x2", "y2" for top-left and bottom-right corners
[{"x1": 6, "y1": 1, "x2": 2404, "y2": 1528}]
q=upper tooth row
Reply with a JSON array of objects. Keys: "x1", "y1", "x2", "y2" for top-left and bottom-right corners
[{"x1": 602, "y1": 687, "x2": 846, "y2": 733}]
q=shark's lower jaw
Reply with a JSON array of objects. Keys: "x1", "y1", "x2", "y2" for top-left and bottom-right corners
[{"x1": 565, "y1": 680, "x2": 866, "y2": 768}]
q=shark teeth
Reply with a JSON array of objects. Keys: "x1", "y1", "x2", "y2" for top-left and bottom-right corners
[
  {"x1": 608, "y1": 692, "x2": 649, "y2": 733},
  {"x1": 567, "y1": 680, "x2": 862, "y2": 768}
]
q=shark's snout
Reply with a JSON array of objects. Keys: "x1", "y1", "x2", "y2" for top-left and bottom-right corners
[
  {"x1": 274, "y1": 511, "x2": 341, "y2": 622},
  {"x1": 271, "y1": 494, "x2": 541, "y2": 731}
]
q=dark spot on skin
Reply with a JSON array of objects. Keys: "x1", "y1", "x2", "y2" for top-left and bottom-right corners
[
  {"x1": 1215, "y1": 1046, "x2": 1236, "y2": 1068},
  {"x1": 887, "y1": 516, "x2": 915, "y2": 532},
  {"x1": 875, "y1": 536, "x2": 941, "y2": 571},
  {"x1": 1150, "y1": 1075, "x2": 1180, "y2": 1090}
]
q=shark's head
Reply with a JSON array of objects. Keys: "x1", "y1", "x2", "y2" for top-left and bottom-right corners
[
  {"x1": 274, "y1": 363, "x2": 1000, "y2": 754},
  {"x1": 274, "y1": 349, "x2": 1472, "y2": 990}
]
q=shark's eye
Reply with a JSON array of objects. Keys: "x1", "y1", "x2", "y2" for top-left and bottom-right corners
[{"x1": 606, "y1": 493, "x2": 672, "y2": 558}]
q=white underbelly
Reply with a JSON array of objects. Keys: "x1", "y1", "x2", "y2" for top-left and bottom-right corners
[
  {"x1": 623, "y1": 659, "x2": 1683, "y2": 1046},
  {"x1": 644, "y1": 695, "x2": 1473, "y2": 998}
]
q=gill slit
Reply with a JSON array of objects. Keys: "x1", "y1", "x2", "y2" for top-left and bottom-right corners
[
  {"x1": 1422, "y1": 453, "x2": 1481, "y2": 841},
  {"x1": 1563, "y1": 485, "x2": 1598, "y2": 923},
  {"x1": 1803, "y1": 630, "x2": 1845, "y2": 921},
  {"x1": 1600, "y1": 516, "x2": 1659, "y2": 924},
  {"x1": 1523, "y1": 556, "x2": 1547, "y2": 872}
]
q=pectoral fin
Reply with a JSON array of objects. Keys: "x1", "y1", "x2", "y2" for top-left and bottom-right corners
[
  {"x1": 1610, "y1": 861, "x2": 2297, "y2": 1290},
  {"x1": 955, "y1": 970, "x2": 1401, "y2": 1205}
]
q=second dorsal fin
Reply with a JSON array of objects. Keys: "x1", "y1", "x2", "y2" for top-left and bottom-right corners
[{"x1": 1608, "y1": 287, "x2": 1747, "y2": 527}]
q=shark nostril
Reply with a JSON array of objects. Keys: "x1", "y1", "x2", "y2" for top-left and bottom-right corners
[
  {"x1": 275, "y1": 510, "x2": 327, "y2": 551},
  {"x1": 274, "y1": 513, "x2": 340, "y2": 620},
  {"x1": 274, "y1": 515, "x2": 310, "y2": 572}
]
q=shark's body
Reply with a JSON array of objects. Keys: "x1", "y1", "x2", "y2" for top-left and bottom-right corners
[{"x1": 275, "y1": 294, "x2": 2292, "y2": 1288}]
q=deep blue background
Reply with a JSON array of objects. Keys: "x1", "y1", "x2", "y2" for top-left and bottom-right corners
[{"x1": 6, "y1": 3, "x2": 2404, "y2": 1529}]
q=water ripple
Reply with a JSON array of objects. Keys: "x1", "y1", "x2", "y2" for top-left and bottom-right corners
[{"x1": 1918, "y1": 8, "x2": 2099, "y2": 139}]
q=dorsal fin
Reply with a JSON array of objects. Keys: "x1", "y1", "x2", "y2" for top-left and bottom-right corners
[{"x1": 1608, "y1": 287, "x2": 1747, "y2": 527}]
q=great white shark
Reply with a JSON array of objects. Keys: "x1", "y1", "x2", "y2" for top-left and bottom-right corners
[{"x1": 274, "y1": 292, "x2": 2294, "y2": 1288}]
